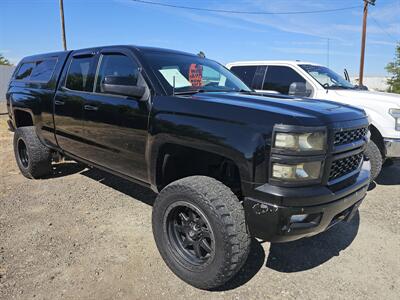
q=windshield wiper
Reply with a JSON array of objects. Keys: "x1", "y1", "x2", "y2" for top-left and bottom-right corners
[
  {"x1": 174, "y1": 88, "x2": 240, "y2": 95},
  {"x1": 173, "y1": 87, "x2": 254, "y2": 95},
  {"x1": 237, "y1": 89, "x2": 255, "y2": 94},
  {"x1": 326, "y1": 85, "x2": 351, "y2": 90},
  {"x1": 174, "y1": 89, "x2": 206, "y2": 95},
  {"x1": 217, "y1": 89, "x2": 254, "y2": 94}
]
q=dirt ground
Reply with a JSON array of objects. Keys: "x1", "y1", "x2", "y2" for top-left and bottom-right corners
[{"x1": 0, "y1": 114, "x2": 399, "y2": 300}]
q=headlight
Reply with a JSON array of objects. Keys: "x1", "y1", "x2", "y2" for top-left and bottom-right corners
[
  {"x1": 274, "y1": 131, "x2": 325, "y2": 152},
  {"x1": 272, "y1": 161, "x2": 322, "y2": 181},
  {"x1": 389, "y1": 108, "x2": 400, "y2": 131}
]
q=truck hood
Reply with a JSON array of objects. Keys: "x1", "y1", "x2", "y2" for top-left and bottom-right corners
[
  {"x1": 191, "y1": 92, "x2": 366, "y2": 124},
  {"x1": 329, "y1": 89, "x2": 400, "y2": 108}
]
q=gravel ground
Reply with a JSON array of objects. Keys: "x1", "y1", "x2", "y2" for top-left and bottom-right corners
[{"x1": 0, "y1": 114, "x2": 399, "y2": 300}]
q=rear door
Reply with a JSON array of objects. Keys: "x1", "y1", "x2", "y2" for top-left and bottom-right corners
[
  {"x1": 53, "y1": 49, "x2": 98, "y2": 157},
  {"x1": 79, "y1": 48, "x2": 150, "y2": 182}
]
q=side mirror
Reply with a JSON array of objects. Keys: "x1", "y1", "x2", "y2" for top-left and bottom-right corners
[
  {"x1": 288, "y1": 82, "x2": 310, "y2": 97},
  {"x1": 101, "y1": 75, "x2": 146, "y2": 99}
]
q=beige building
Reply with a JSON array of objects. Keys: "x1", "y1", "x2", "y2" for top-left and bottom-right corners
[{"x1": 351, "y1": 76, "x2": 389, "y2": 92}]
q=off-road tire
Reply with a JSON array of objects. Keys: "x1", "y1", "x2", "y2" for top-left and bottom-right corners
[
  {"x1": 152, "y1": 176, "x2": 251, "y2": 290},
  {"x1": 364, "y1": 140, "x2": 383, "y2": 181},
  {"x1": 13, "y1": 126, "x2": 52, "y2": 179}
]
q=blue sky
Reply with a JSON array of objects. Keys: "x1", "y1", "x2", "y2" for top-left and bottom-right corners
[{"x1": 1, "y1": 0, "x2": 399, "y2": 76}]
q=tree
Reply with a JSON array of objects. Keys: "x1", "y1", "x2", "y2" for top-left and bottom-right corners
[
  {"x1": 0, "y1": 53, "x2": 11, "y2": 66},
  {"x1": 385, "y1": 43, "x2": 400, "y2": 94}
]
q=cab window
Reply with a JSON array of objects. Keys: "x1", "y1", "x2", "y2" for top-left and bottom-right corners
[
  {"x1": 65, "y1": 56, "x2": 96, "y2": 92},
  {"x1": 95, "y1": 54, "x2": 140, "y2": 93},
  {"x1": 30, "y1": 59, "x2": 57, "y2": 82},
  {"x1": 252, "y1": 66, "x2": 267, "y2": 90},
  {"x1": 263, "y1": 66, "x2": 309, "y2": 95},
  {"x1": 230, "y1": 66, "x2": 257, "y2": 87},
  {"x1": 15, "y1": 62, "x2": 35, "y2": 80},
  {"x1": 230, "y1": 65, "x2": 266, "y2": 90}
]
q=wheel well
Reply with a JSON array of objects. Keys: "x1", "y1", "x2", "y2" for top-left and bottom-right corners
[
  {"x1": 14, "y1": 110, "x2": 33, "y2": 128},
  {"x1": 156, "y1": 144, "x2": 242, "y2": 196},
  {"x1": 369, "y1": 125, "x2": 385, "y2": 157}
]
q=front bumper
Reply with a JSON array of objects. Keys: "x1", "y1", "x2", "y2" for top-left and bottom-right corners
[
  {"x1": 384, "y1": 138, "x2": 400, "y2": 158},
  {"x1": 243, "y1": 162, "x2": 370, "y2": 243}
]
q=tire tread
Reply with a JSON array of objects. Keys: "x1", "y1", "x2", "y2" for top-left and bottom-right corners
[
  {"x1": 152, "y1": 176, "x2": 251, "y2": 290},
  {"x1": 13, "y1": 126, "x2": 52, "y2": 179},
  {"x1": 365, "y1": 140, "x2": 383, "y2": 181}
]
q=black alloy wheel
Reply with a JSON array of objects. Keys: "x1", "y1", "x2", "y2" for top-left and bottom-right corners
[{"x1": 165, "y1": 202, "x2": 215, "y2": 266}]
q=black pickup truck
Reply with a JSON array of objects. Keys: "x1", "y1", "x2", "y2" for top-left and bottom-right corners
[{"x1": 7, "y1": 45, "x2": 370, "y2": 290}]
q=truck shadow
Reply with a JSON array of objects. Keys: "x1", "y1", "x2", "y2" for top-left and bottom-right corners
[
  {"x1": 217, "y1": 213, "x2": 359, "y2": 291},
  {"x1": 265, "y1": 212, "x2": 360, "y2": 273},
  {"x1": 46, "y1": 162, "x2": 87, "y2": 178},
  {"x1": 80, "y1": 167, "x2": 157, "y2": 206},
  {"x1": 75, "y1": 166, "x2": 267, "y2": 290},
  {"x1": 375, "y1": 161, "x2": 400, "y2": 185},
  {"x1": 49, "y1": 163, "x2": 360, "y2": 291},
  {"x1": 48, "y1": 162, "x2": 157, "y2": 205},
  {"x1": 212, "y1": 239, "x2": 265, "y2": 291}
]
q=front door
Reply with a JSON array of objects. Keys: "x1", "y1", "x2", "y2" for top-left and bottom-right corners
[{"x1": 80, "y1": 49, "x2": 150, "y2": 182}]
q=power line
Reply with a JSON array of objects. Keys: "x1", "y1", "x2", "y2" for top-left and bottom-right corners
[
  {"x1": 131, "y1": 0, "x2": 362, "y2": 15},
  {"x1": 370, "y1": 16, "x2": 399, "y2": 43}
]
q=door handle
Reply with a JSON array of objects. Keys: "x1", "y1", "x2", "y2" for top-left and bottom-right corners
[
  {"x1": 84, "y1": 105, "x2": 99, "y2": 111},
  {"x1": 54, "y1": 100, "x2": 65, "y2": 106}
]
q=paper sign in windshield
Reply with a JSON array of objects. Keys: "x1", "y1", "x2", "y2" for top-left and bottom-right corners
[{"x1": 189, "y1": 64, "x2": 203, "y2": 87}]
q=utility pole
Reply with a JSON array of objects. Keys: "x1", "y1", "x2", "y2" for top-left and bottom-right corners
[
  {"x1": 359, "y1": 0, "x2": 375, "y2": 86},
  {"x1": 59, "y1": 0, "x2": 67, "y2": 50}
]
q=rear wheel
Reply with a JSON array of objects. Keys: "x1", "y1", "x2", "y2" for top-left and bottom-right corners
[
  {"x1": 152, "y1": 176, "x2": 250, "y2": 290},
  {"x1": 13, "y1": 126, "x2": 52, "y2": 179},
  {"x1": 364, "y1": 140, "x2": 383, "y2": 181}
]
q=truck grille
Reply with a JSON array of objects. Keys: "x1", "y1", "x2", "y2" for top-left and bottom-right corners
[
  {"x1": 334, "y1": 127, "x2": 368, "y2": 146},
  {"x1": 329, "y1": 153, "x2": 363, "y2": 181}
]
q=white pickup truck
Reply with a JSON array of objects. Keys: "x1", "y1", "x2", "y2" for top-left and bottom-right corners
[{"x1": 226, "y1": 60, "x2": 400, "y2": 180}]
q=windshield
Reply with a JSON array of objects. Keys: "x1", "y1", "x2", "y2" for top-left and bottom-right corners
[
  {"x1": 143, "y1": 52, "x2": 251, "y2": 95},
  {"x1": 299, "y1": 64, "x2": 355, "y2": 89}
]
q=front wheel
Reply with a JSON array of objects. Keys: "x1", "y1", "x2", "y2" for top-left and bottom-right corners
[
  {"x1": 364, "y1": 140, "x2": 383, "y2": 181},
  {"x1": 152, "y1": 176, "x2": 250, "y2": 290}
]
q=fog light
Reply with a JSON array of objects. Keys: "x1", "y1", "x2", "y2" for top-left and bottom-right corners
[
  {"x1": 290, "y1": 214, "x2": 309, "y2": 223},
  {"x1": 272, "y1": 161, "x2": 322, "y2": 181}
]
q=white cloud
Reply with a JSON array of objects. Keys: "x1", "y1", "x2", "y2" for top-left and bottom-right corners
[
  {"x1": 368, "y1": 39, "x2": 397, "y2": 46},
  {"x1": 371, "y1": 2, "x2": 400, "y2": 22},
  {"x1": 117, "y1": 0, "x2": 399, "y2": 44},
  {"x1": 182, "y1": 11, "x2": 267, "y2": 33},
  {"x1": 270, "y1": 46, "x2": 357, "y2": 57}
]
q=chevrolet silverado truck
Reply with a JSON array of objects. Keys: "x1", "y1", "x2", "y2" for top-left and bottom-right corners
[
  {"x1": 227, "y1": 60, "x2": 400, "y2": 180},
  {"x1": 7, "y1": 46, "x2": 370, "y2": 290}
]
